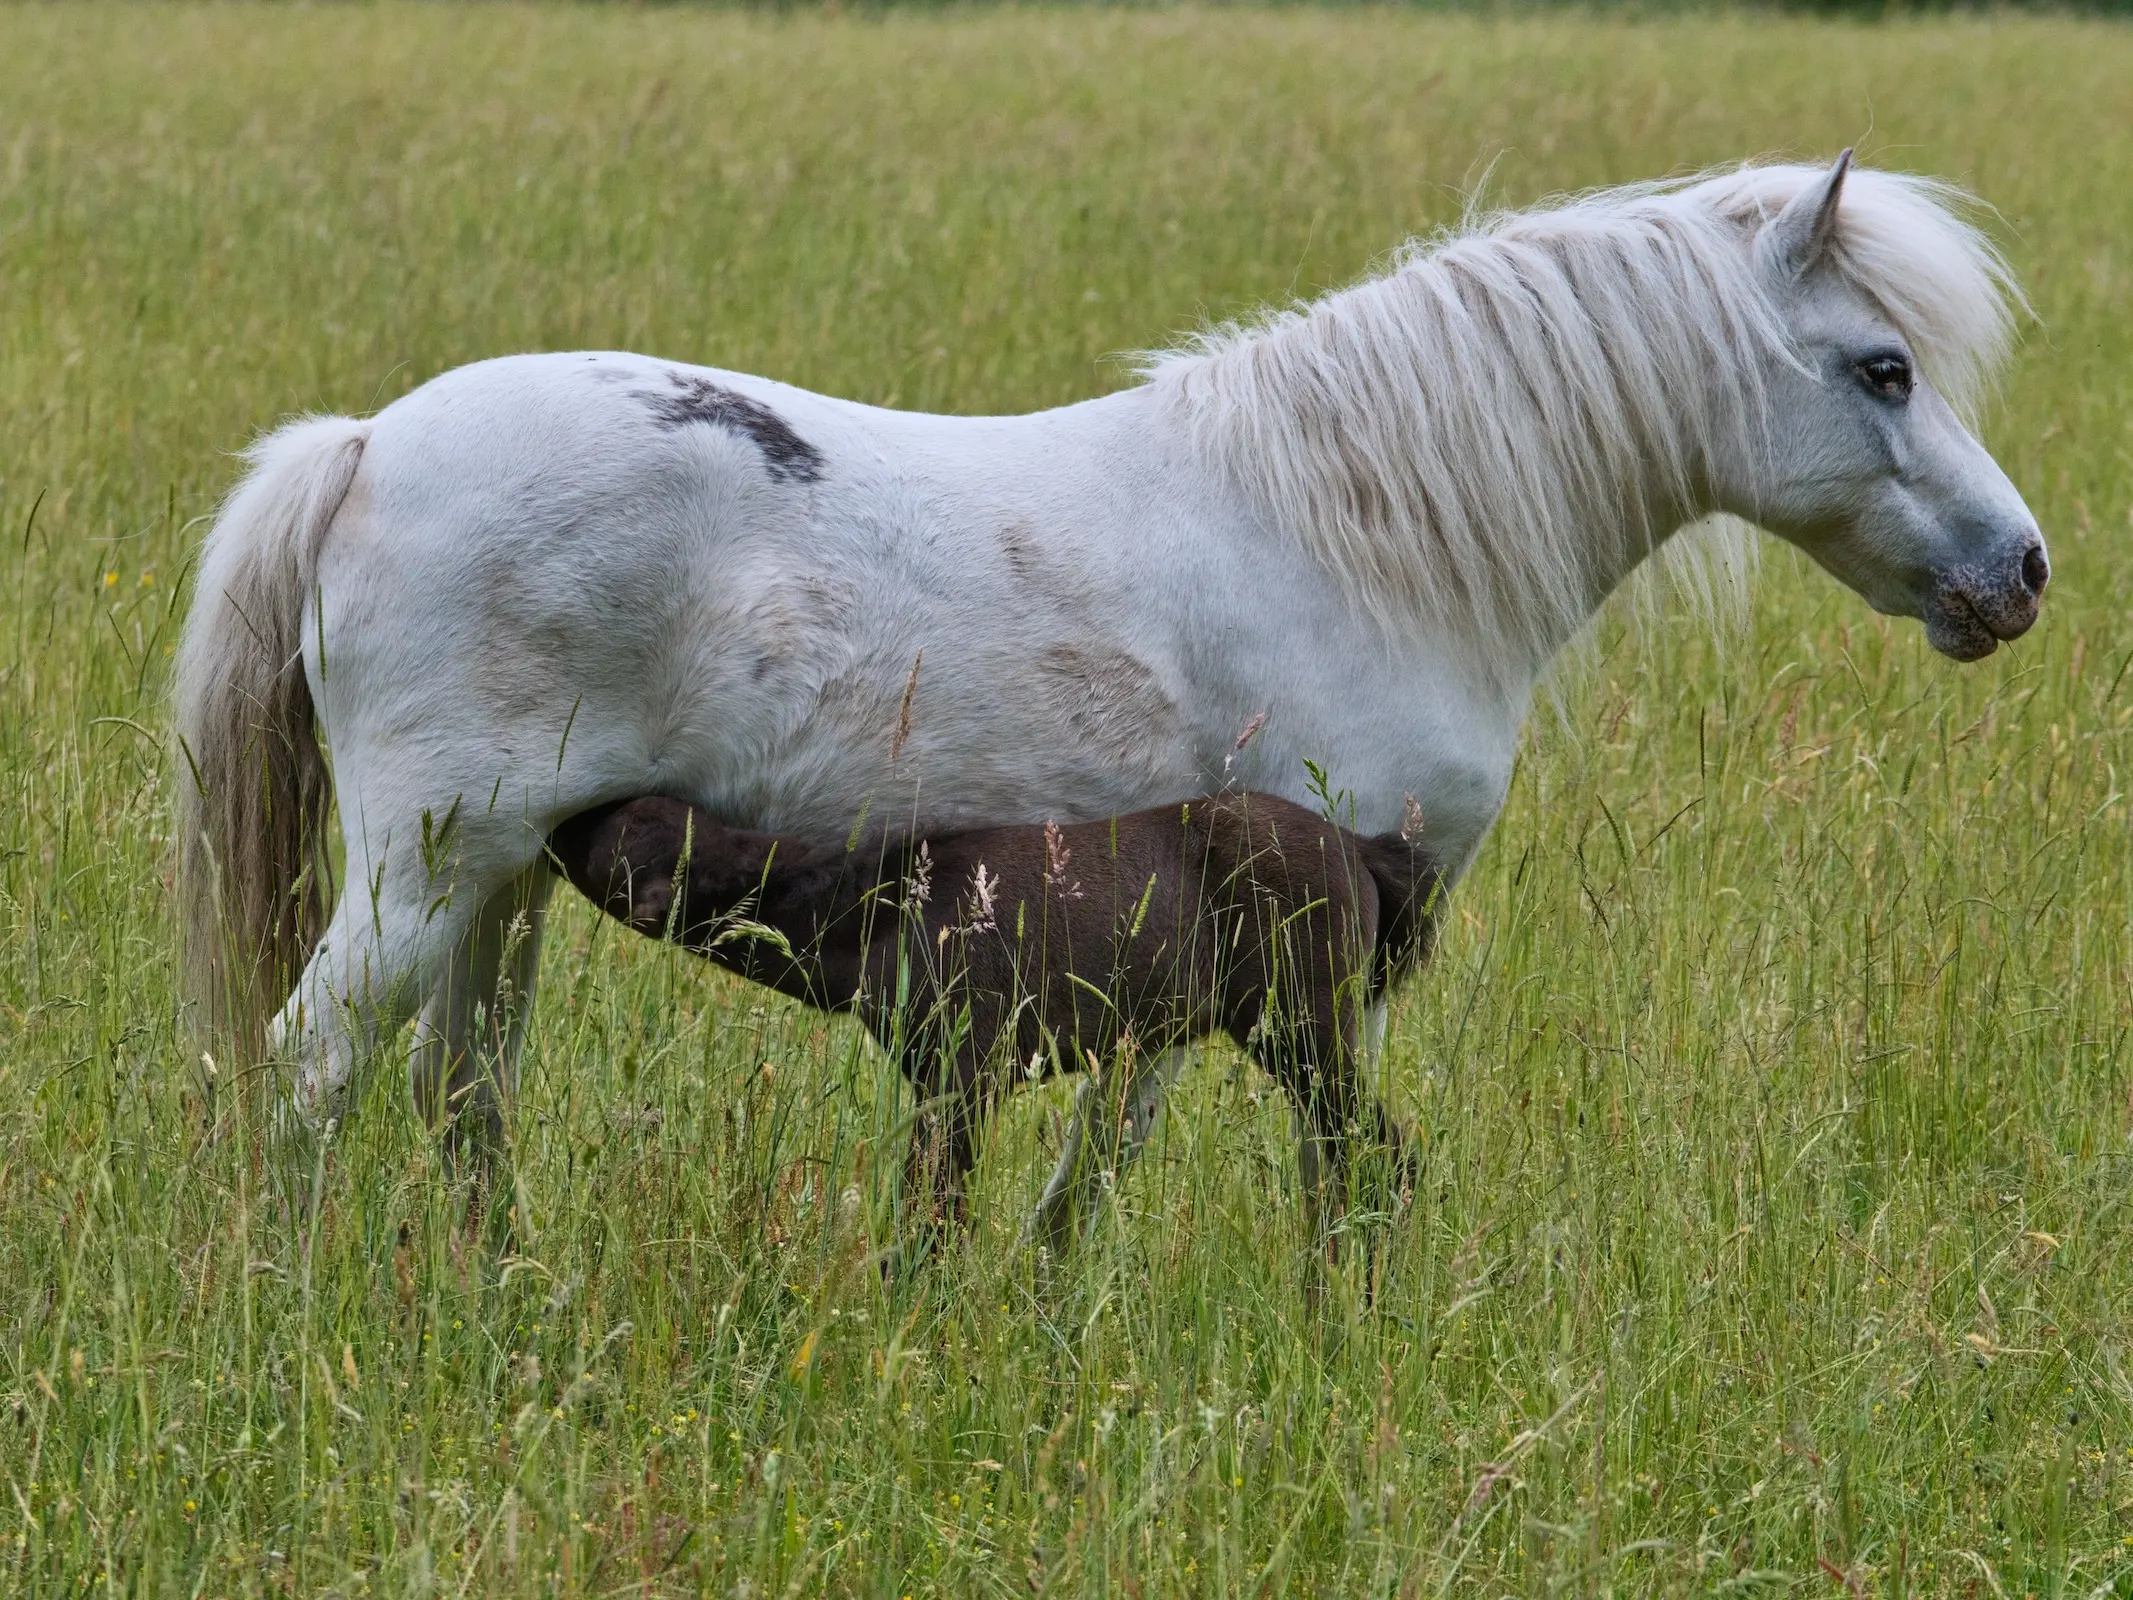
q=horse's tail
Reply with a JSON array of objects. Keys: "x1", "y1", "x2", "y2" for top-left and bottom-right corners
[{"x1": 174, "y1": 414, "x2": 370, "y2": 1058}]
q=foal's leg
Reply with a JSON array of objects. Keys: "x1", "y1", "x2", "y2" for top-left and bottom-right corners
[
  {"x1": 1274, "y1": 1031, "x2": 1412, "y2": 1318},
  {"x1": 1291, "y1": 1095, "x2": 1347, "y2": 1265},
  {"x1": 1290, "y1": 1079, "x2": 1411, "y2": 1249},
  {"x1": 1256, "y1": 1006, "x2": 1379, "y2": 1256},
  {"x1": 1025, "y1": 1046, "x2": 1192, "y2": 1260},
  {"x1": 903, "y1": 1090, "x2": 980, "y2": 1234},
  {"x1": 893, "y1": 1021, "x2": 990, "y2": 1256},
  {"x1": 408, "y1": 862, "x2": 553, "y2": 1172}
]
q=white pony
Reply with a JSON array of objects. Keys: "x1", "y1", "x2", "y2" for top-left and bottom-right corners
[{"x1": 175, "y1": 154, "x2": 2046, "y2": 1158}]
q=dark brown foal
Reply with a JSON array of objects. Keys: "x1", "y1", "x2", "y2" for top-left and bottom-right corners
[{"x1": 547, "y1": 792, "x2": 1441, "y2": 1261}]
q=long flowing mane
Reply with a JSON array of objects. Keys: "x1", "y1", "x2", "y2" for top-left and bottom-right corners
[{"x1": 1140, "y1": 162, "x2": 2021, "y2": 665}]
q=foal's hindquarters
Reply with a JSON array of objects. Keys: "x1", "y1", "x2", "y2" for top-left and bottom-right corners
[
  {"x1": 548, "y1": 792, "x2": 1435, "y2": 1280},
  {"x1": 1004, "y1": 805, "x2": 1417, "y2": 1274}
]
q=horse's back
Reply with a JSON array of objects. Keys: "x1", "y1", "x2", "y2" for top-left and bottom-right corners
[
  {"x1": 307, "y1": 354, "x2": 888, "y2": 820},
  {"x1": 314, "y1": 352, "x2": 1212, "y2": 836},
  {"x1": 352, "y1": 352, "x2": 834, "y2": 576}
]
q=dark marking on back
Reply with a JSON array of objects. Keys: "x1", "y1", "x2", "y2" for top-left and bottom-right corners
[{"x1": 639, "y1": 371, "x2": 825, "y2": 485}]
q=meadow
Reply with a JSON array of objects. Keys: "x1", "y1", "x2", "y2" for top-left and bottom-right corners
[{"x1": 3, "y1": 6, "x2": 2132, "y2": 1594}]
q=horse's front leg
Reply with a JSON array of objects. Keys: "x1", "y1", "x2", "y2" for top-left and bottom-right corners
[
  {"x1": 1361, "y1": 999, "x2": 1422, "y2": 1207},
  {"x1": 1286, "y1": 1069, "x2": 1411, "y2": 1317},
  {"x1": 1025, "y1": 1044, "x2": 1191, "y2": 1263}
]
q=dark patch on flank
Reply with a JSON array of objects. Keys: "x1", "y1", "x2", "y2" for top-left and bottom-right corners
[
  {"x1": 639, "y1": 371, "x2": 825, "y2": 485},
  {"x1": 998, "y1": 521, "x2": 1041, "y2": 583},
  {"x1": 1037, "y1": 645, "x2": 1178, "y2": 764}
]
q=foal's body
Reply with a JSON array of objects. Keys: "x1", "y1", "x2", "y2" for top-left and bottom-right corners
[{"x1": 549, "y1": 793, "x2": 1440, "y2": 1251}]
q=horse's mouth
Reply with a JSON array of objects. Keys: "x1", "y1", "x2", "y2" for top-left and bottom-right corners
[
  {"x1": 1925, "y1": 592, "x2": 2001, "y2": 661},
  {"x1": 1925, "y1": 569, "x2": 2043, "y2": 662},
  {"x1": 1928, "y1": 597, "x2": 2038, "y2": 660}
]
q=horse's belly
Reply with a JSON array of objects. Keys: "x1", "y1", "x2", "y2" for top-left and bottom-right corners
[{"x1": 655, "y1": 621, "x2": 1206, "y2": 839}]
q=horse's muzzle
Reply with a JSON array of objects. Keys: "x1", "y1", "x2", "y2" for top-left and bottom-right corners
[{"x1": 1925, "y1": 538, "x2": 2049, "y2": 661}]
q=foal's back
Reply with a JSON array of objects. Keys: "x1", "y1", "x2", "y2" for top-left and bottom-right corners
[
  {"x1": 551, "y1": 789, "x2": 1438, "y2": 1061},
  {"x1": 905, "y1": 792, "x2": 1391, "y2": 1064}
]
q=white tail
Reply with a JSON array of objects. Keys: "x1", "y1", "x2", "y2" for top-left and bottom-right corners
[{"x1": 173, "y1": 415, "x2": 369, "y2": 1056}]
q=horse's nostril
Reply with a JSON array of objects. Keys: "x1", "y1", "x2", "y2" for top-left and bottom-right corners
[{"x1": 2022, "y1": 543, "x2": 2050, "y2": 597}]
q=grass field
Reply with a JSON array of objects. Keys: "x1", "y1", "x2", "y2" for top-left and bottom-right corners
[{"x1": 4, "y1": 6, "x2": 2133, "y2": 1595}]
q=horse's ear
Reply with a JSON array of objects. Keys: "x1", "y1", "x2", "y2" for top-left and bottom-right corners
[{"x1": 1757, "y1": 148, "x2": 1853, "y2": 281}]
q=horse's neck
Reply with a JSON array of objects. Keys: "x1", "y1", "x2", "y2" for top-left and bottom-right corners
[
  {"x1": 1440, "y1": 485, "x2": 1706, "y2": 694},
  {"x1": 1545, "y1": 485, "x2": 1709, "y2": 657},
  {"x1": 1154, "y1": 235, "x2": 1743, "y2": 686}
]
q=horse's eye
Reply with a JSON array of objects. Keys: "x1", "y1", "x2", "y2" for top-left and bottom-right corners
[{"x1": 1857, "y1": 354, "x2": 1913, "y2": 402}]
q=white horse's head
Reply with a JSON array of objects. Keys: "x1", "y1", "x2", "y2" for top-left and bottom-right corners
[
  {"x1": 1148, "y1": 154, "x2": 2044, "y2": 676},
  {"x1": 1718, "y1": 153, "x2": 2046, "y2": 660}
]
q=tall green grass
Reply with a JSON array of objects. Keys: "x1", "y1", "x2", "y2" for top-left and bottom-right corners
[{"x1": 3, "y1": 6, "x2": 2131, "y2": 1593}]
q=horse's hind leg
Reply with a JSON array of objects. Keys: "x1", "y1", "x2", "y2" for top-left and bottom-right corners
[
  {"x1": 271, "y1": 770, "x2": 549, "y2": 1135},
  {"x1": 273, "y1": 884, "x2": 467, "y2": 1123},
  {"x1": 409, "y1": 861, "x2": 554, "y2": 1173}
]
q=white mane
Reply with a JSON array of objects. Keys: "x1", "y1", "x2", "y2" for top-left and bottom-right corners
[{"x1": 1140, "y1": 162, "x2": 2022, "y2": 665}]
